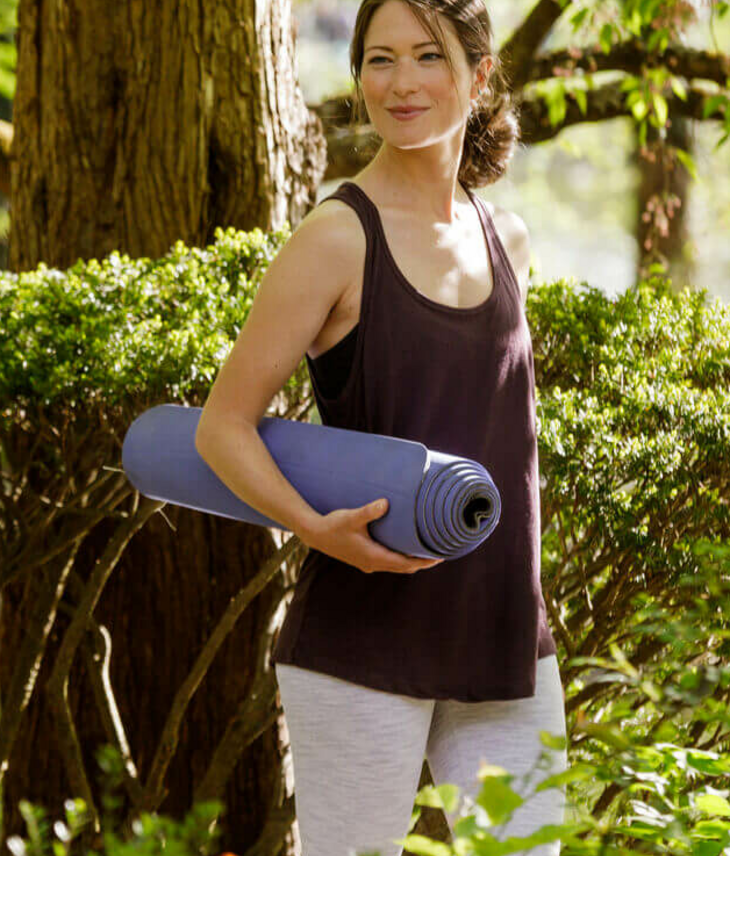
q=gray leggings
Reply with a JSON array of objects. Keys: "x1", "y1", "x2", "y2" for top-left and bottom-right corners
[{"x1": 275, "y1": 654, "x2": 568, "y2": 856}]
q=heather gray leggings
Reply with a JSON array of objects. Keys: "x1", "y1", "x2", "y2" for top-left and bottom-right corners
[{"x1": 275, "y1": 654, "x2": 568, "y2": 856}]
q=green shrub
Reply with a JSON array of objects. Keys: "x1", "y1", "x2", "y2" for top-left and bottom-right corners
[
  {"x1": 385, "y1": 539, "x2": 730, "y2": 856},
  {"x1": 5, "y1": 746, "x2": 225, "y2": 856},
  {"x1": 0, "y1": 223, "x2": 301, "y2": 410}
]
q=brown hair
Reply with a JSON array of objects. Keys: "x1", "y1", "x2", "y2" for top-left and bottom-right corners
[{"x1": 348, "y1": 0, "x2": 520, "y2": 188}]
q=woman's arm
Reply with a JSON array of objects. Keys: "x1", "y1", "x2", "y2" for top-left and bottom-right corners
[
  {"x1": 494, "y1": 208, "x2": 531, "y2": 306},
  {"x1": 194, "y1": 202, "x2": 358, "y2": 543}
]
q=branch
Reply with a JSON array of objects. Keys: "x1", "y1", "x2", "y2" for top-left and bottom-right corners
[
  {"x1": 528, "y1": 40, "x2": 730, "y2": 87},
  {"x1": 44, "y1": 496, "x2": 164, "y2": 825},
  {"x1": 193, "y1": 581, "x2": 290, "y2": 805},
  {"x1": 244, "y1": 793, "x2": 296, "y2": 856},
  {"x1": 78, "y1": 608, "x2": 147, "y2": 809},
  {"x1": 248, "y1": 749, "x2": 296, "y2": 857},
  {"x1": 0, "y1": 479, "x2": 133, "y2": 591},
  {"x1": 0, "y1": 538, "x2": 83, "y2": 797},
  {"x1": 140, "y1": 533, "x2": 301, "y2": 811},
  {"x1": 194, "y1": 671, "x2": 281, "y2": 804},
  {"x1": 500, "y1": 0, "x2": 573, "y2": 89},
  {"x1": 507, "y1": 80, "x2": 726, "y2": 145}
]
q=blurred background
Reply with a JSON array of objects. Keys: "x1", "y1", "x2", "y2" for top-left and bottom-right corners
[
  {"x1": 294, "y1": 0, "x2": 730, "y2": 303},
  {"x1": 0, "y1": 0, "x2": 725, "y2": 300}
]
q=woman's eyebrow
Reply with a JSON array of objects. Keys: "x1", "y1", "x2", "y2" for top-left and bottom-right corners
[{"x1": 365, "y1": 41, "x2": 438, "y2": 52}]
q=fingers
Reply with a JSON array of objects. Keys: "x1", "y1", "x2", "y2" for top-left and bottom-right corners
[
  {"x1": 361, "y1": 498, "x2": 389, "y2": 522},
  {"x1": 373, "y1": 547, "x2": 445, "y2": 574},
  {"x1": 355, "y1": 500, "x2": 445, "y2": 572}
]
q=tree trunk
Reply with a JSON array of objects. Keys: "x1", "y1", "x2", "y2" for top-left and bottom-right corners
[
  {"x1": 1, "y1": 509, "x2": 301, "y2": 854},
  {"x1": 3, "y1": 0, "x2": 325, "y2": 855},
  {"x1": 8, "y1": 0, "x2": 327, "y2": 271},
  {"x1": 632, "y1": 115, "x2": 693, "y2": 285}
]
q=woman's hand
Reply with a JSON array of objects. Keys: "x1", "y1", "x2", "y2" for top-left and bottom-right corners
[{"x1": 302, "y1": 498, "x2": 445, "y2": 574}]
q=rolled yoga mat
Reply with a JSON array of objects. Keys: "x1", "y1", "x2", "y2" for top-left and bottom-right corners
[{"x1": 121, "y1": 404, "x2": 502, "y2": 561}]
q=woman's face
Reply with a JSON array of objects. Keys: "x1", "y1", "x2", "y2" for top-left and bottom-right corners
[{"x1": 359, "y1": 0, "x2": 484, "y2": 149}]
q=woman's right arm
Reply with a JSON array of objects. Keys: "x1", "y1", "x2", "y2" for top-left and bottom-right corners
[
  {"x1": 194, "y1": 204, "x2": 347, "y2": 541},
  {"x1": 194, "y1": 201, "x2": 443, "y2": 574}
]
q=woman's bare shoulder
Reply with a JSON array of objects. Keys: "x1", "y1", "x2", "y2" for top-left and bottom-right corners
[
  {"x1": 302, "y1": 187, "x2": 365, "y2": 229},
  {"x1": 490, "y1": 205, "x2": 531, "y2": 304},
  {"x1": 490, "y1": 203, "x2": 528, "y2": 236}
]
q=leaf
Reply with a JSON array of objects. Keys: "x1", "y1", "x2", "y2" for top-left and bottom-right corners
[
  {"x1": 539, "y1": 730, "x2": 567, "y2": 751},
  {"x1": 652, "y1": 93, "x2": 668, "y2": 128},
  {"x1": 569, "y1": 8, "x2": 589, "y2": 29},
  {"x1": 695, "y1": 794, "x2": 730, "y2": 817},
  {"x1": 631, "y1": 97, "x2": 648, "y2": 120},
  {"x1": 535, "y1": 762, "x2": 596, "y2": 791},
  {"x1": 599, "y1": 23, "x2": 614, "y2": 54},
  {"x1": 610, "y1": 642, "x2": 639, "y2": 677},
  {"x1": 475, "y1": 761, "x2": 509, "y2": 780},
  {"x1": 577, "y1": 721, "x2": 633, "y2": 750},
  {"x1": 398, "y1": 834, "x2": 453, "y2": 855},
  {"x1": 547, "y1": 84, "x2": 567, "y2": 128},
  {"x1": 692, "y1": 820, "x2": 730, "y2": 840},
  {"x1": 453, "y1": 815, "x2": 483, "y2": 839},
  {"x1": 669, "y1": 76, "x2": 686, "y2": 101},
  {"x1": 692, "y1": 840, "x2": 726, "y2": 856},
  {"x1": 413, "y1": 782, "x2": 460, "y2": 814},
  {"x1": 573, "y1": 87, "x2": 587, "y2": 117},
  {"x1": 474, "y1": 777, "x2": 524, "y2": 826},
  {"x1": 702, "y1": 95, "x2": 727, "y2": 119},
  {"x1": 674, "y1": 149, "x2": 698, "y2": 182}
]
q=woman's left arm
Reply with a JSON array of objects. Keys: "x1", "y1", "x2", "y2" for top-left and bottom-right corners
[{"x1": 495, "y1": 209, "x2": 531, "y2": 306}]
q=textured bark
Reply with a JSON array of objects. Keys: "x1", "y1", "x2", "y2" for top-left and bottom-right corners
[
  {"x1": 8, "y1": 0, "x2": 327, "y2": 271},
  {"x1": 3, "y1": 0, "x2": 323, "y2": 855}
]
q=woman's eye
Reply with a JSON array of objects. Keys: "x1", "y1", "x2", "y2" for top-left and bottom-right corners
[{"x1": 368, "y1": 53, "x2": 442, "y2": 64}]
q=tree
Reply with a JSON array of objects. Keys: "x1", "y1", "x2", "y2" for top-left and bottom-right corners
[
  {"x1": 1, "y1": 0, "x2": 325, "y2": 855},
  {"x1": 7, "y1": 0, "x2": 327, "y2": 270}
]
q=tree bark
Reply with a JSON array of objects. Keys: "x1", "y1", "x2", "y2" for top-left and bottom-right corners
[
  {"x1": 8, "y1": 0, "x2": 327, "y2": 271},
  {"x1": 632, "y1": 115, "x2": 694, "y2": 285},
  {"x1": 3, "y1": 0, "x2": 324, "y2": 856}
]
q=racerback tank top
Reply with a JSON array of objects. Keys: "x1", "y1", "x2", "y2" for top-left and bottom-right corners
[{"x1": 271, "y1": 180, "x2": 557, "y2": 701}]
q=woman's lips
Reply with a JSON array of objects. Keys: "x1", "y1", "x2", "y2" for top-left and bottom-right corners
[{"x1": 389, "y1": 108, "x2": 427, "y2": 121}]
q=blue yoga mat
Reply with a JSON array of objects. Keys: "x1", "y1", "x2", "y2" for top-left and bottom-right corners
[{"x1": 121, "y1": 404, "x2": 501, "y2": 560}]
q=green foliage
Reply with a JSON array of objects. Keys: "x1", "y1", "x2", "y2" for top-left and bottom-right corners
[
  {"x1": 394, "y1": 541, "x2": 730, "y2": 856},
  {"x1": 0, "y1": 0, "x2": 17, "y2": 101},
  {"x1": 530, "y1": 0, "x2": 730, "y2": 152},
  {"x1": 0, "y1": 223, "x2": 293, "y2": 411},
  {"x1": 5, "y1": 746, "x2": 225, "y2": 856},
  {"x1": 530, "y1": 275, "x2": 729, "y2": 644},
  {"x1": 5, "y1": 796, "x2": 224, "y2": 856},
  {"x1": 402, "y1": 732, "x2": 730, "y2": 856}
]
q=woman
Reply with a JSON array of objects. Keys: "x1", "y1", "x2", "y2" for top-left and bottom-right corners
[{"x1": 195, "y1": 0, "x2": 568, "y2": 856}]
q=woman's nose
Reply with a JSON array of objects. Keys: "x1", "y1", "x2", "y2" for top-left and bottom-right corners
[{"x1": 389, "y1": 60, "x2": 421, "y2": 90}]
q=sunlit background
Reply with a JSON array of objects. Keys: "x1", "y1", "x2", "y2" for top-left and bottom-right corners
[{"x1": 294, "y1": 0, "x2": 730, "y2": 305}]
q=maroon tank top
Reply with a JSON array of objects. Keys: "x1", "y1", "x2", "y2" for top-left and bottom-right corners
[{"x1": 271, "y1": 180, "x2": 557, "y2": 701}]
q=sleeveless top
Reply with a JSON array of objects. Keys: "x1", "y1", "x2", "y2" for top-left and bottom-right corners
[
  {"x1": 308, "y1": 323, "x2": 359, "y2": 399},
  {"x1": 271, "y1": 180, "x2": 557, "y2": 701}
]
